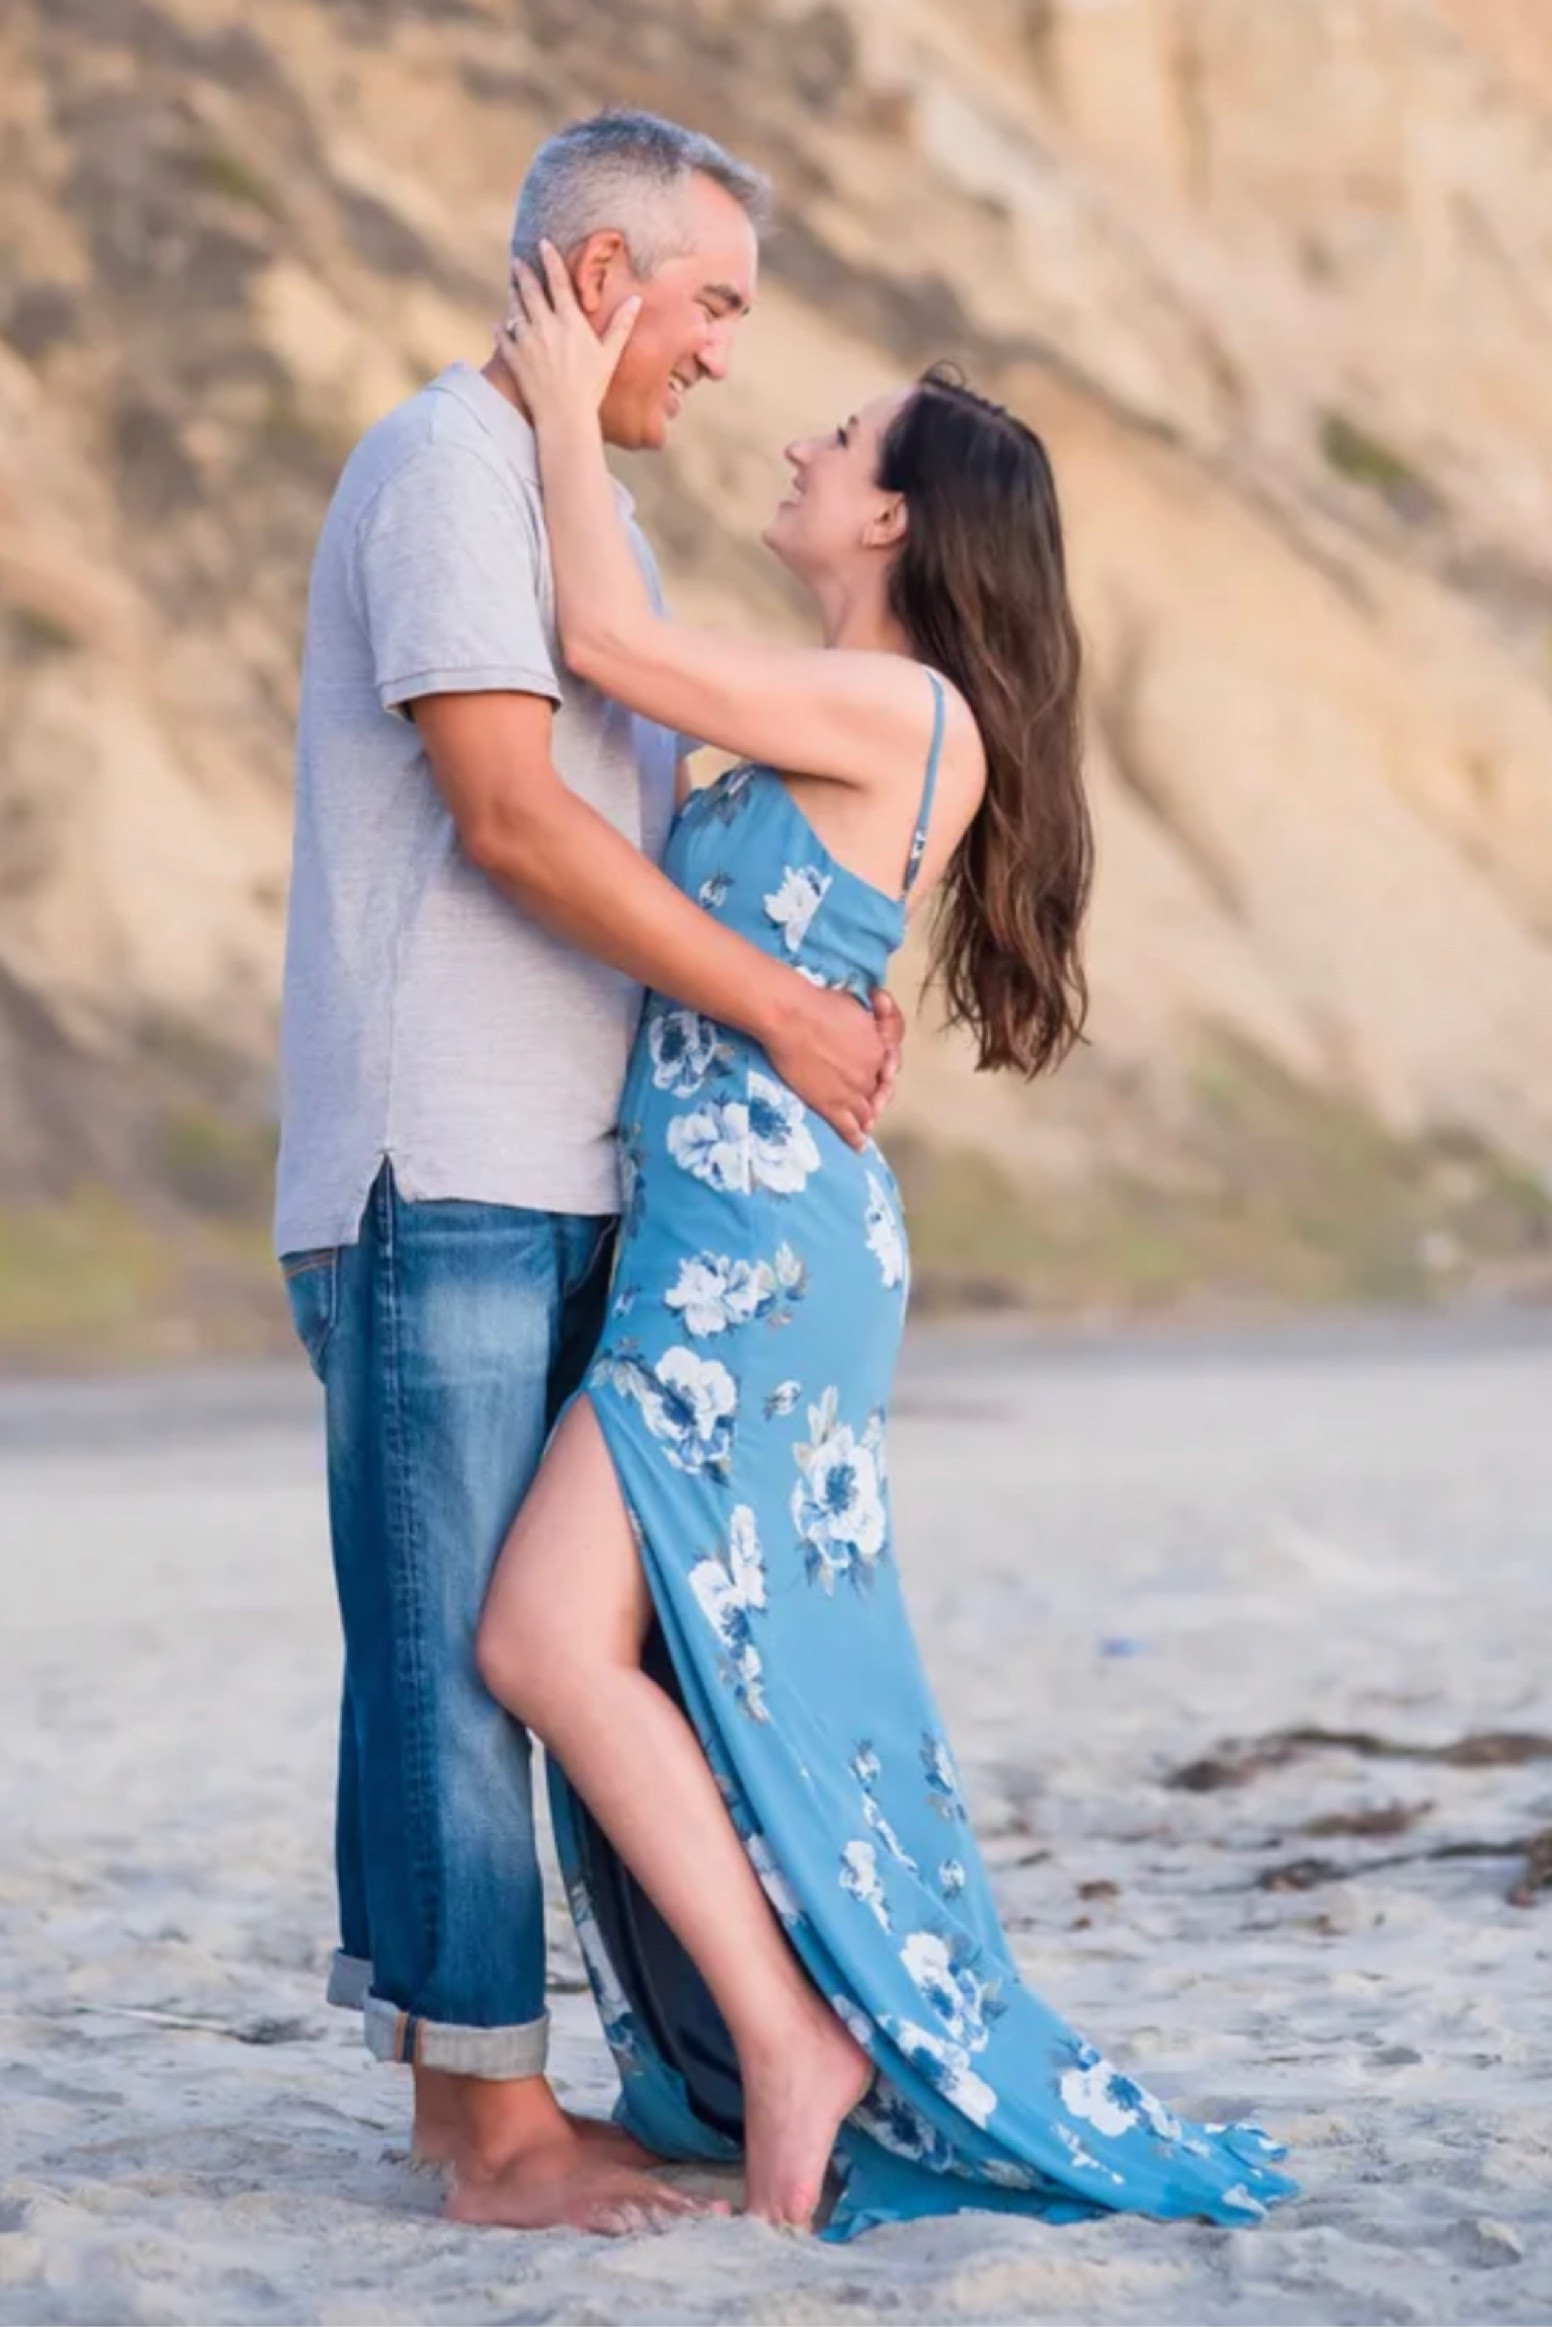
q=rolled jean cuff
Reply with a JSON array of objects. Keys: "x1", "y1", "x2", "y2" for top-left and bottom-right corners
[
  {"x1": 326, "y1": 1950, "x2": 373, "y2": 2010},
  {"x1": 363, "y1": 1994, "x2": 551, "y2": 2079}
]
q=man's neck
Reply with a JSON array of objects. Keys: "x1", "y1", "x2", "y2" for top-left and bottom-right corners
[
  {"x1": 477, "y1": 354, "x2": 628, "y2": 456},
  {"x1": 479, "y1": 354, "x2": 533, "y2": 426}
]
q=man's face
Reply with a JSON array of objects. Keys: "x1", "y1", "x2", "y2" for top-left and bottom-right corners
[{"x1": 592, "y1": 174, "x2": 758, "y2": 451}]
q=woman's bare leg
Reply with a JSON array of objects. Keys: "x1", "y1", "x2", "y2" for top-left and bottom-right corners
[{"x1": 476, "y1": 1397, "x2": 871, "y2": 2229}]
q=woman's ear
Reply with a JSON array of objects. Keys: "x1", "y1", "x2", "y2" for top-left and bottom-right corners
[{"x1": 864, "y1": 494, "x2": 908, "y2": 551}]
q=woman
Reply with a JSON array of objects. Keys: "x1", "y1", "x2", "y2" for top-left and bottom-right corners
[{"x1": 475, "y1": 245, "x2": 1295, "y2": 2240}]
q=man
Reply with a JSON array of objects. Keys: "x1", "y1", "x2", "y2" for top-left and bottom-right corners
[{"x1": 275, "y1": 110, "x2": 898, "y2": 2232}]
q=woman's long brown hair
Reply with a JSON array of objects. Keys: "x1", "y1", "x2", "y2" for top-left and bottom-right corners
[{"x1": 878, "y1": 364, "x2": 1092, "y2": 1076}]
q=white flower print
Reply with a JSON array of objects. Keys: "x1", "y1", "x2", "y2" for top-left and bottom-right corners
[
  {"x1": 1135, "y1": 2087, "x2": 1185, "y2": 2145},
  {"x1": 708, "y1": 761, "x2": 757, "y2": 822},
  {"x1": 937, "y1": 1859, "x2": 967, "y2": 1900},
  {"x1": 1220, "y1": 2185, "x2": 1270, "y2": 2220},
  {"x1": 733, "y1": 1260, "x2": 785, "y2": 1326},
  {"x1": 763, "y1": 1379, "x2": 802, "y2": 1419},
  {"x1": 595, "y1": 1347, "x2": 737, "y2": 1478},
  {"x1": 1059, "y1": 2057, "x2": 1141, "y2": 2141},
  {"x1": 664, "y1": 1248, "x2": 807, "y2": 1340},
  {"x1": 746, "y1": 1074, "x2": 821, "y2": 1195},
  {"x1": 1055, "y1": 2121, "x2": 1126, "y2": 2186},
  {"x1": 688, "y1": 1505, "x2": 768, "y2": 1719},
  {"x1": 882, "y1": 2017, "x2": 998, "y2": 2130},
  {"x1": 746, "y1": 1831, "x2": 800, "y2": 1922},
  {"x1": 976, "y1": 2157, "x2": 1040, "y2": 2191},
  {"x1": 617, "y1": 1122, "x2": 646, "y2": 1236},
  {"x1": 667, "y1": 1099, "x2": 750, "y2": 1194},
  {"x1": 852, "y1": 2080, "x2": 957, "y2": 2175},
  {"x1": 664, "y1": 1253, "x2": 741, "y2": 1336},
  {"x1": 700, "y1": 1720, "x2": 741, "y2": 1809},
  {"x1": 831, "y1": 1994, "x2": 875, "y2": 2053},
  {"x1": 664, "y1": 1252, "x2": 769, "y2": 1336},
  {"x1": 763, "y1": 864, "x2": 831, "y2": 954},
  {"x1": 839, "y1": 1839, "x2": 891, "y2": 1931},
  {"x1": 898, "y1": 1929, "x2": 998, "y2": 2054},
  {"x1": 648, "y1": 1008, "x2": 727, "y2": 1097},
  {"x1": 864, "y1": 1170, "x2": 906, "y2": 1290},
  {"x1": 862, "y1": 1787, "x2": 920, "y2": 1874},
  {"x1": 653, "y1": 1349, "x2": 736, "y2": 1470},
  {"x1": 774, "y1": 1242, "x2": 806, "y2": 1293},
  {"x1": 698, "y1": 871, "x2": 732, "y2": 909},
  {"x1": 1058, "y1": 2043, "x2": 1184, "y2": 2148},
  {"x1": 921, "y1": 1733, "x2": 967, "y2": 1821},
  {"x1": 762, "y1": 1244, "x2": 810, "y2": 1327},
  {"x1": 849, "y1": 1740, "x2": 919, "y2": 1870},
  {"x1": 792, "y1": 1389, "x2": 887, "y2": 1591},
  {"x1": 569, "y1": 1884, "x2": 637, "y2": 2057}
]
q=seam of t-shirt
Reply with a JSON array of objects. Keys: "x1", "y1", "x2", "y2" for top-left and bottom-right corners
[
  {"x1": 350, "y1": 429, "x2": 540, "y2": 564},
  {"x1": 428, "y1": 368, "x2": 644, "y2": 525},
  {"x1": 347, "y1": 425, "x2": 553, "y2": 686},
  {"x1": 425, "y1": 372, "x2": 541, "y2": 470},
  {"x1": 378, "y1": 662, "x2": 563, "y2": 713}
]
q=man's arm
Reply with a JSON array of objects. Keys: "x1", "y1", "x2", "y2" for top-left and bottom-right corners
[
  {"x1": 413, "y1": 690, "x2": 890, "y2": 1148},
  {"x1": 351, "y1": 435, "x2": 897, "y2": 1138}
]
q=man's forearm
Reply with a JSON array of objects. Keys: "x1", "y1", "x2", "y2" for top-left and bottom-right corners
[{"x1": 469, "y1": 780, "x2": 799, "y2": 1046}]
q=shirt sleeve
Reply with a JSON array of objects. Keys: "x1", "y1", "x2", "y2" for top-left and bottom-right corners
[{"x1": 353, "y1": 441, "x2": 562, "y2": 716}]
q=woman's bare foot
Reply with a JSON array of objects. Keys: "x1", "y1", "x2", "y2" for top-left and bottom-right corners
[{"x1": 739, "y1": 1999, "x2": 873, "y2": 2231}]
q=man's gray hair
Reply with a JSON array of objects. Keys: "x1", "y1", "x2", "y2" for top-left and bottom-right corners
[{"x1": 512, "y1": 110, "x2": 770, "y2": 276}]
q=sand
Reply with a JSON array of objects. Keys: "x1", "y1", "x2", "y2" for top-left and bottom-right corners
[{"x1": 3, "y1": 1312, "x2": 1552, "y2": 2323}]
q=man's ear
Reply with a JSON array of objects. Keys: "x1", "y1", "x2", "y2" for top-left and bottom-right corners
[{"x1": 571, "y1": 229, "x2": 629, "y2": 318}]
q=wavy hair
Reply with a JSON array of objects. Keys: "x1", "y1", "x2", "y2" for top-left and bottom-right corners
[{"x1": 878, "y1": 364, "x2": 1092, "y2": 1076}]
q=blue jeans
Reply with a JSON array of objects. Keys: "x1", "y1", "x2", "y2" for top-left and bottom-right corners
[{"x1": 282, "y1": 1164, "x2": 613, "y2": 2078}]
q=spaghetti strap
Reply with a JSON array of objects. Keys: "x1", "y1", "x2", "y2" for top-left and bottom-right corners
[{"x1": 902, "y1": 669, "x2": 947, "y2": 899}]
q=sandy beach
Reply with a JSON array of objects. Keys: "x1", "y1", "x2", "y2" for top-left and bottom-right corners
[{"x1": 3, "y1": 1312, "x2": 1551, "y2": 2324}]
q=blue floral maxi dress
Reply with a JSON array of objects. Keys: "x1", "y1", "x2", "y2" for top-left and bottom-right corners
[{"x1": 548, "y1": 676, "x2": 1297, "y2": 2240}]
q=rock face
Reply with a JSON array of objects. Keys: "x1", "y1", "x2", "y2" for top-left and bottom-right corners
[{"x1": 1, "y1": 0, "x2": 1549, "y2": 1324}]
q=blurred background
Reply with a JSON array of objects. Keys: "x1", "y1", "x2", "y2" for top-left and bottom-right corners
[
  {"x1": 6, "y1": 19, "x2": 1552, "y2": 2309},
  {"x1": 2, "y1": 0, "x2": 1550, "y2": 1367}
]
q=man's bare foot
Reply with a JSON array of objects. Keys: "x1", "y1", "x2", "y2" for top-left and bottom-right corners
[
  {"x1": 410, "y1": 2066, "x2": 630, "y2": 2159},
  {"x1": 408, "y1": 2064, "x2": 714, "y2": 2230},
  {"x1": 561, "y1": 2111, "x2": 660, "y2": 2169},
  {"x1": 740, "y1": 2000, "x2": 873, "y2": 2231},
  {"x1": 446, "y1": 2136, "x2": 715, "y2": 2235},
  {"x1": 411, "y1": 2103, "x2": 651, "y2": 2168}
]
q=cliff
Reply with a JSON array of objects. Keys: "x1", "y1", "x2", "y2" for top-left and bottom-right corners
[{"x1": 2, "y1": 0, "x2": 1549, "y2": 1355}]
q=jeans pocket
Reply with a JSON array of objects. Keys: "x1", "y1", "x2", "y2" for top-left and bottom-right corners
[{"x1": 281, "y1": 1249, "x2": 339, "y2": 1380}]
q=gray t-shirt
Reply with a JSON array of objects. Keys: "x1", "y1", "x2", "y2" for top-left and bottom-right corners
[{"x1": 274, "y1": 363, "x2": 678, "y2": 1254}]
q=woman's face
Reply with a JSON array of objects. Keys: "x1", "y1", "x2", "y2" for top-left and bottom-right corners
[{"x1": 763, "y1": 389, "x2": 911, "y2": 587}]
